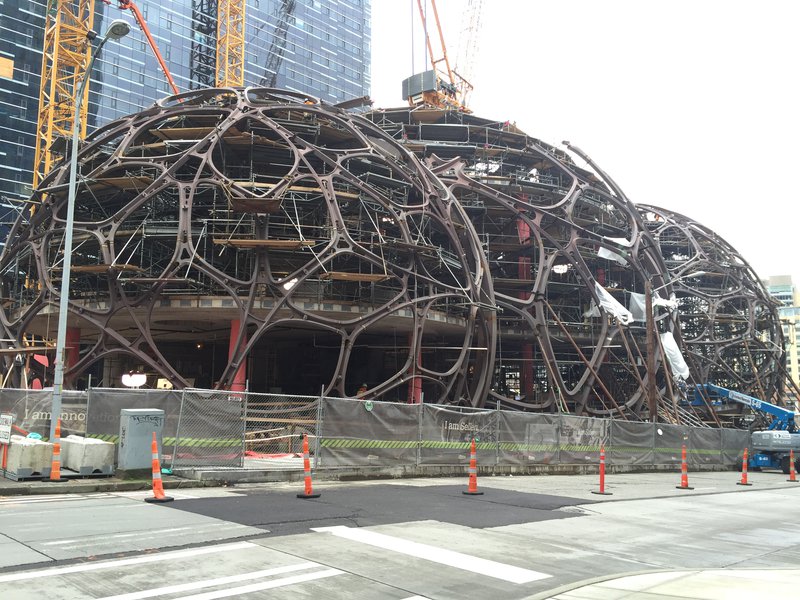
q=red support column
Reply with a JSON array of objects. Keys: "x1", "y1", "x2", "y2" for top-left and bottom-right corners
[
  {"x1": 65, "y1": 327, "x2": 81, "y2": 371},
  {"x1": 60, "y1": 327, "x2": 81, "y2": 387},
  {"x1": 228, "y1": 319, "x2": 247, "y2": 392},
  {"x1": 407, "y1": 332, "x2": 422, "y2": 404}
]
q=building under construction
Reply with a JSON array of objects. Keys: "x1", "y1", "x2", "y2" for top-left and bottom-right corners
[{"x1": 0, "y1": 87, "x2": 787, "y2": 429}]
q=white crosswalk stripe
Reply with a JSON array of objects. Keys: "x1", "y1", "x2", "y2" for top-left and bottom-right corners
[
  {"x1": 312, "y1": 525, "x2": 551, "y2": 584},
  {"x1": 95, "y1": 562, "x2": 327, "y2": 600},
  {"x1": 0, "y1": 541, "x2": 256, "y2": 583},
  {"x1": 161, "y1": 569, "x2": 343, "y2": 600}
]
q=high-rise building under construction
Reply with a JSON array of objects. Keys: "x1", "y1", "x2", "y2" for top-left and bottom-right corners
[{"x1": 0, "y1": 0, "x2": 371, "y2": 213}]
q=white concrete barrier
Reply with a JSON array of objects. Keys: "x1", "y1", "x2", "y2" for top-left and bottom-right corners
[
  {"x1": 3, "y1": 435, "x2": 51, "y2": 479},
  {"x1": 61, "y1": 435, "x2": 115, "y2": 475}
]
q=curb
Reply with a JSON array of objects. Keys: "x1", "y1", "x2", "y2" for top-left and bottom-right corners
[{"x1": 0, "y1": 476, "x2": 213, "y2": 497}]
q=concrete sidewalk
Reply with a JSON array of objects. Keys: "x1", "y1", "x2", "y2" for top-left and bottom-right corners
[
  {"x1": 0, "y1": 463, "x2": 796, "y2": 497},
  {"x1": 540, "y1": 568, "x2": 799, "y2": 599},
  {"x1": 0, "y1": 472, "x2": 210, "y2": 496}
]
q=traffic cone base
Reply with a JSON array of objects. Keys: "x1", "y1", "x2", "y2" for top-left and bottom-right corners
[
  {"x1": 736, "y1": 482, "x2": 753, "y2": 486},
  {"x1": 591, "y1": 490, "x2": 612, "y2": 495},
  {"x1": 462, "y1": 489, "x2": 483, "y2": 496},
  {"x1": 145, "y1": 494, "x2": 174, "y2": 503},
  {"x1": 297, "y1": 491, "x2": 321, "y2": 499}
]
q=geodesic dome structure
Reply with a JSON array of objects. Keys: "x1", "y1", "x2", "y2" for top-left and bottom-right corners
[
  {"x1": 367, "y1": 108, "x2": 681, "y2": 419},
  {"x1": 0, "y1": 89, "x2": 786, "y2": 428},
  {"x1": 0, "y1": 88, "x2": 494, "y2": 403},
  {"x1": 639, "y1": 204, "x2": 785, "y2": 423}
]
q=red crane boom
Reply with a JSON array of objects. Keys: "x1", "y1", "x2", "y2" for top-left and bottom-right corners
[{"x1": 107, "y1": 0, "x2": 180, "y2": 95}]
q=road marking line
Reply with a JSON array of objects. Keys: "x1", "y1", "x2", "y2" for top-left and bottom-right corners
[
  {"x1": 312, "y1": 526, "x2": 550, "y2": 584},
  {"x1": 39, "y1": 523, "x2": 254, "y2": 547},
  {"x1": 41, "y1": 526, "x2": 195, "y2": 545},
  {"x1": 172, "y1": 569, "x2": 343, "y2": 600},
  {"x1": 0, "y1": 496, "x2": 92, "y2": 505},
  {"x1": 96, "y1": 562, "x2": 321, "y2": 600},
  {"x1": 0, "y1": 541, "x2": 255, "y2": 583}
]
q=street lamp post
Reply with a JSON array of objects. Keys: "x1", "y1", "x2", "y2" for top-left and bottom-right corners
[{"x1": 49, "y1": 19, "x2": 130, "y2": 441}]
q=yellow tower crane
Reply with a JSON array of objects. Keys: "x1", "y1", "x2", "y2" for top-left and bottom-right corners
[
  {"x1": 33, "y1": 0, "x2": 180, "y2": 192},
  {"x1": 33, "y1": 0, "x2": 96, "y2": 190},
  {"x1": 33, "y1": 0, "x2": 180, "y2": 188},
  {"x1": 217, "y1": 0, "x2": 246, "y2": 86}
]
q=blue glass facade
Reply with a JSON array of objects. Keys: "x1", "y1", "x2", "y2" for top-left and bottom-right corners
[{"x1": 0, "y1": 0, "x2": 371, "y2": 216}]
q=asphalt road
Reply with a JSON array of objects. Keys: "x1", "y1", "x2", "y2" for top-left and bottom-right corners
[
  {"x1": 169, "y1": 484, "x2": 592, "y2": 535},
  {"x1": 1, "y1": 472, "x2": 799, "y2": 599}
]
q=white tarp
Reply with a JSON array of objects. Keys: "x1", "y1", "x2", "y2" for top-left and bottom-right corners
[
  {"x1": 597, "y1": 245, "x2": 628, "y2": 266},
  {"x1": 594, "y1": 282, "x2": 634, "y2": 325},
  {"x1": 660, "y1": 331, "x2": 691, "y2": 379},
  {"x1": 629, "y1": 292, "x2": 680, "y2": 321},
  {"x1": 654, "y1": 294, "x2": 679, "y2": 311},
  {"x1": 629, "y1": 293, "x2": 646, "y2": 322},
  {"x1": 583, "y1": 302, "x2": 601, "y2": 318},
  {"x1": 603, "y1": 236, "x2": 632, "y2": 247}
]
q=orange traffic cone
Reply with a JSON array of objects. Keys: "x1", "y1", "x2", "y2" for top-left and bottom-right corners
[
  {"x1": 145, "y1": 432, "x2": 173, "y2": 503},
  {"x1": 49, "y1": 418, "x2": 67, "y2": 483},
  {"x1": 591, "y1": 444, "x2": 612, "y2": 495},
  {"x1": 737, "y1": 447, "x2": 752, "y2": 486},
  {"x1": 788, "y1": 450, "x2": 799, "y2": 483},
  {"x1": 297, "y1": 434, "x2": 320, "y2": 499},
  {"x1": 675, "y1": 444, "x2": 693, "y2": 490},
  {"x1": 462, "y1": 438, "x2": 483, "y2": 496}
]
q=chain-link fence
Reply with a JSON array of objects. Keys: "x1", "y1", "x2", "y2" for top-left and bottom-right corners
[
  {"x1": 171, "y1": 389, "x2": 246, "y2": 469},
  {"x1": 0, "y1": 388, "x2": 750, "y2": 471},
  {"x1": 243, "y1": 393, "x2": 319, "y2": 458},
  {"x1": 318, "y1": 398, "x2": 748, "y2": 469}
]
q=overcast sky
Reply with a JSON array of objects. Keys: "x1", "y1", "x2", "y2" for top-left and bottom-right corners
[{"x1": 370, "y1": 0, "x2": 799, "y2": 288}]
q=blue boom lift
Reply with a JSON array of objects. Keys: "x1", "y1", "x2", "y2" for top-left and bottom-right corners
[{"x1": 694, "y1": 383, "x2": 800, "y2": 473}]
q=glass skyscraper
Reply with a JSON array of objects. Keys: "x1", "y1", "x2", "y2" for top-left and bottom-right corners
[{"x1": 0, "y1": 0, "x2": 371, "y2": 217}]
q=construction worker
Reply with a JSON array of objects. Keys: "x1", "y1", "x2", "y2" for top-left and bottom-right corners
[{"x1": 357, "y1": 383, "x2": 368, "y2": 399}]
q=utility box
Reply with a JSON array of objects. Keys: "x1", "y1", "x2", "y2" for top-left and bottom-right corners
[{"x1": 118, "y1": 409, "x2": 165, "y2": 470}]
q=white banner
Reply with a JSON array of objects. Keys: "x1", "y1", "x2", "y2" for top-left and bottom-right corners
[
  {"x1": 594, "y1": 282, "x2": 634, "y2": 325},
  {"x1": 660, "y1": 331, "x2": 691, "y2": 379},
  {"x1": 629, "y1": 292, "x2": 679, "y2": 322}
]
